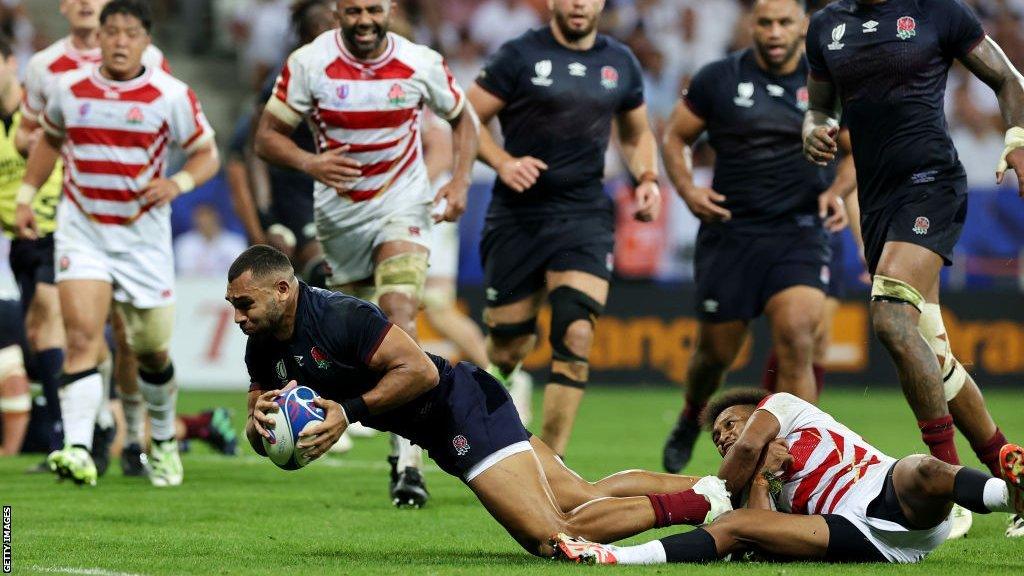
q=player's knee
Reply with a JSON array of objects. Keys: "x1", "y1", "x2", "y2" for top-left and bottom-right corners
[
  {"x1": 548, "y1": 286, "x2": 603, "y2": 364},
  {"x1": 63, "y1": 325, "x2": 99, "y2": 359},
  {"x1": 773, "y1": 316, "x2": 817, "y2": 358},
  {"x1": 690, "y1": 344, "x2": 732, "y2": 375},
  {"x1": 377, "y1": 292, "x2": 418, "y2": 333},
  {"x1": 375, "y1": 252, "x2": 428, "y2": 304},
  {"x1": 486, "y1": 318, "x2": 537, "y2": 369},
  {"x1": 136, "y1": 350, "x2": 170, "y2": 374},
  {"x1": 912, "y1": 456, "x2": 955, "y2": 497}
]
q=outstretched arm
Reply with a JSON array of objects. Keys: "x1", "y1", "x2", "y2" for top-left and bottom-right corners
[{"x1": 958, "y1": 36, "x2": 1024, "y2": 193}]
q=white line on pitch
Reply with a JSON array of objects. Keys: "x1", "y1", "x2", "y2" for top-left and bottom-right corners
[{"x1": 30, "y1": 565, "x2": 146, "y2": 576}]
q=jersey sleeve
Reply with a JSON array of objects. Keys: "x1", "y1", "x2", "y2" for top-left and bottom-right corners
[
  {"x1": 168, "y1": 86, "x2": 215, "y2": 153},
  {"x1": 939, "y1": 0, "x2": 986, "y2": 59},
  {"x1": 756, "y1": 393, "x2": 815, "y2": 437},
  {"x1": 245, "y1": 338, "x2": 274, "y2": 393},
  {"x1": 322, "y1": 298, "x2": 394, "y2": 367},
  {"x1": 265, "y1": 47, "x2": 312, "y2": 128},
  {"x1": 38, "y1": 85, "x2": 65, "y2": 138},
  {"x1": 805, "y1": 12, "x2": 831, "y2": 82},
  {"x1": 618, "y1": 49, "x2": 646, "y2": 113},
  {"x1": 683, "y1": 62, "x2": 717, "y2": 120},
  {"x1": 475, "y1": 41, "x2": 520, "y2": 102},
  {"x1": 21, "y1": 58, "x2": 46, "y2": 122},
  {"x1": 421, "y1": 53, "x2": 466, "y2": 120}
]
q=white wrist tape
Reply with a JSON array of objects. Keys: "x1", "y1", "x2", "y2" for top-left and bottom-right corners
[
  {"x1": 997, "y1": 126, "x2": 1024, "y2": 174},
  {"x1": 170, "y1": 171, "x2": 196, "y2": 194},
  {"x1": 16, "y1": 183, "x2": 37, "y2": 205}
]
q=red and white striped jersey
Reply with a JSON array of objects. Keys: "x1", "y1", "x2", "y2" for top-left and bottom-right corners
[
  {"x1": 266, "y1": 30, "x2": 464, "y2": 207},
  {"x1": 21, "y1": 36, "x2": 169, "y2": 124},
  {"x1": 757, "y1": 393, "x2": 896, "y2": 516},
  {"x1": 40, "y1": 65, "x2": 213, "y2": 250}
]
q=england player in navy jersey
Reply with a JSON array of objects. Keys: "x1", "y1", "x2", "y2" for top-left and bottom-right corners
[
  {"x1": 659, "y1": 0, "x2": 855, "y2": 474},
  {"x1": 803, "y1": 0, "x2": 1024, "y2": 537},
  {"x1": 228, "y1": 244, "x2": 742, "y2": 558},
  {"x1": 466, "y1": 0, "x2": 662, "y2": 458}
]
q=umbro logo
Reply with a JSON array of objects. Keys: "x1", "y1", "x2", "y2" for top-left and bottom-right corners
[
  {"x1": 766, "y1": 84, "x2": 785, "y2": 97},
  {"x1": 862, "y1": 20, "x2": 878, "y2": 33},
  {"x1": 568, "y1": 62, "x2": 586, "y2": 77}
]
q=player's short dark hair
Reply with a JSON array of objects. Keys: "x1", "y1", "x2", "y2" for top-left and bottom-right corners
[
  {"x1": 699, "y1": 388, "x2": 770, "y2": 431},
  {"x1": 0, "y1": 35, "x2": 13, "y2": 59},
  {"x1": 100, "y1": 0, "x2": 153, "y2": 33},
  {"x1": 228, "y1": 245, "x2": 295, "y2": 282}
]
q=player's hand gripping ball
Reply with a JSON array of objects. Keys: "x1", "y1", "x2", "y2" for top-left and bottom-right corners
[{"x1": 261, "y1": 386, "x2": 326, "y2": 470}]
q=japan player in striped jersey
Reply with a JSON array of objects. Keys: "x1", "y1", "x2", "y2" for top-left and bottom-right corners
[
  {"x1": 554, "y1": 388, "x2": 1024, "y2": 565},
  {"x1": 14, "y1": 0, "x2": 220, "y2": 487},
  {"x1": 13, "y1": 0, "x2": 170, "y2": 478},
  {"x1": 255, "y1": 0, "x2": 479, "y2": 507}
]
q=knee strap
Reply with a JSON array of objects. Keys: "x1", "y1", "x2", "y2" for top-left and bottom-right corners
[
  {"x1": 0, "y1": 344, "x2": 25, "y2": 381},
  {"x1": 918, "y1": 303, "x2": 968, "y2": 401},
  {"x1": 487, "y1": 318, "x2": 537, "y2": 340},
  {"x1": 871, "y1": 275, "x2": 924, "y2": 313},
  {"x1": 375, "y1": 252, "x2": 429, "y2": 301},
  {"x1": 548, "y1": 286, "x2": 604, "y2": 363}
]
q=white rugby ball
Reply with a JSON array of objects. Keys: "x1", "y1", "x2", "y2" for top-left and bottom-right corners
[{"x1": 261, "y1": 386, "x2": 326, "y2": 470}]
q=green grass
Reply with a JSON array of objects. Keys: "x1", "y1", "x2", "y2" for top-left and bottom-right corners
[{"x1": 3, "y1": 386, "x2": 1023, "y2": 575}]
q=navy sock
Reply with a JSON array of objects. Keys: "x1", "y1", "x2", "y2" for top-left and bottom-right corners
[
  {"x1": 952, "y1": 466, "x2": 993, "y2": 514},
  {"x1": 34, "y1": 348, "x2": 64, "y2": 449},
  {"x1": 659, "y1": 528, "x2": 719, "y2": 563}
]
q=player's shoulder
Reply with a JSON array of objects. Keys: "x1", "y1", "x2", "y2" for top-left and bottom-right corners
[
  {"x1": 596, "y1": 33, "x2": 638, "y2": 61},
  {"x1": 147, "y1": 66, "x2": 193, "y2": 99},
  {"x1": 55, "y1": 66, "x2": 93, "y2": 91},
  {"x1": 757, "y1": 392, "x2": 819, "y2": 419},
  {"x1": 26, "y1": 37, "x2": 72, "y2": 71},
  {"x1": 390, "y1": 33, "x2": 444, "y2": 68},
  {"x1": 289, "y1": 30, "x2": 337, "y2": 65},
  {"x1": 697, "y1": 50, "x2": 745, "y2": 78}
]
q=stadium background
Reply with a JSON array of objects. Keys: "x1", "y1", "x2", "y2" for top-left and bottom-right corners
[{"x1": 4, "y1": 0, "x2": 1024, "y2": 391}]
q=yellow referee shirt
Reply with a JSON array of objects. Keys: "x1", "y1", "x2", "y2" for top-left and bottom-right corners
[{"x1": 0, "y1": 112, "x2": 62, "y2": 238}]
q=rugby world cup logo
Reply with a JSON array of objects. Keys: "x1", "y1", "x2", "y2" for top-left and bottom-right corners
[
  {"x1": 452, "y1": 434, "x2": 470, "y2": 456},
  {"x1": 275, "y1": 359, "x2": 287, "y2": 383},
  {"x1": 897, "y1": 16, "x2": 917, "y2": 40},
  {"x1": 828, "y1": 23, "x2": 846, "y2": 50},
  {"x1": 913, "y1": 216, "x2": 930, "y2": 235},
  {"x1": 531, "y1": 60, "x2": 553, "y2": 86}
]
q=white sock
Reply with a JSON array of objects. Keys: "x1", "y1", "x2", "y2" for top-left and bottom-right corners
[
  {"x1": 121, "y1": 390, "x2": 145, "y2": 445},
  {"x1": 984, "y1": 478, "x2": 1013, "y2": 513},
  {"x1": 139, "y1": 366, "x2": 177, "y2": 442},
  {"x1": 396, "y1": 435, "x2": 423, "y2": 471},
  {"x1": 95, "y1": 357, "x2": 114, "y2": 428},
  {"x1": 60, "y1": 372, "x2": 103, "y2": 449},
  {"x1": 612, "y1": 541, "x2": 667, "y2": 565}
]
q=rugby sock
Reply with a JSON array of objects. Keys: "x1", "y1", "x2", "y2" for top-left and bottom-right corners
[
  {"x1": 953, "y1": 466, "x2": 1014, "y2": 514},
  {"x1": 181, "y1": 412, "x2": 213, "y2": 440},
  {"x1": 971, "y1": 428, "x2": 1008, "y2": 477},
  {"x1": 919, "y1": 415, "x2": 960, "y2": 465},
  {"x1": 96, "y1": 356, "x2": 114, "y2": 429},
  {"x1": 139, "y1": 363, "x2": 177, "y2": 442},
  {"x1": 396, "y1": 435, "x2": 423, "y2": 471},
  {"x1": 761, "y1": 352, "x2": 779, "y2": 393},
  {"x1": 35, "y1": 348, "x2": 64, "y2": 449},
  {"x1": 647, "y1": 490, "x2": 711, "y2": 527},
  {"x1": 59, "y1": 369, "x2": 103, "y2": 450},
  {"x1": 680, "y1": 395, "x2": 706, "y2": 427},
  {"x1": 813, "y1": 363, "x2": 825, "y2": 396},
  {"x1": 608, "y1": 540, "x2": 668, "y2": 565},
  {"x1": 658, "y1": 528, "x2": 719, "y2": 563},
  {"x1": 121, "y1": 390, "x2": 146, "y2": 445}
]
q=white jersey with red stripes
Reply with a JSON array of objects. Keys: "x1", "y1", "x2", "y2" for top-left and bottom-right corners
[
  {"x1": 21, "y1": 36, "x2": 168, "y2": 124},
  {"x1": 757, "y1": 393, "x2": 896, "y2": 516},
  {"x1": 266, "y1": 30, "x2": 465, "y2": 227},
  {"x1": 40, "y1": 65, "x2": 213, "y2": 252}
]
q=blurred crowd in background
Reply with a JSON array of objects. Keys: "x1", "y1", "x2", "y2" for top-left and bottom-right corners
[{"x1": 7, "y1": 0, "x2": 1024, "y2": 285}]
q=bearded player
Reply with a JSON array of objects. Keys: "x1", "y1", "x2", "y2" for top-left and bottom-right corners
[
  {"x1": 554, "y1": 389, "x2": 1024, "y2": 564},
  {"x1": 15, "y1": 0, "x2": 219, "y2": 487},
  {"x1": 254, "y1": 0, "x2": 479, "y2": 507},
  {"x1": 467, "y1": 0, "x2": 661, "y2": 458},
  {"x1": 802, "y1": 0, "x2": 1024, "y2": 537}
]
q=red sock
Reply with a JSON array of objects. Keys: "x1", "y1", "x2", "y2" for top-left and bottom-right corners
[
  {"x1": 971, "y1": 428, "x2": 1007, "y2": 477},
  {"x1": 647, "y1": 490, "x2": 710, "y2": 528},
  {"x1": 813, "y1": 363, "x2": 825, "y2": 396},
  {"x1": 182, "y1": 412, "x2": 212, "y2": 440},
  {"x1": 762, "y1": 352, "x2": 779, "y2": 393},
  {"x1": 681, "y1": 396, "x2": 706, "y2": 426},
  {"x1": 919, "y1": 415, "x2": 959, "y2": 465}
]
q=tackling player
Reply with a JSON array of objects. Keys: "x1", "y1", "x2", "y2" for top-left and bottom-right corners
[
  {"x1": 254, "y1": 0, "x2": 479, "y2": 507},
  {"x1": 15, "y1": 0, "x2": 219, "y2": 487},
  {"x1": 554, "y1": 389, "x2": 1024, "y2": 564},
  {"x1": 230, "y1": 244, "x2": 732, "y2": 558},
  {"x1": 660, "y1": 0, "x2": 853, "y2": 473},
  {"x1": 466, "y1": 0, "x2": 661, "y2": 457},
  {"x1": 802, "y1": 0, "x2": 1024, "y2": 536}
]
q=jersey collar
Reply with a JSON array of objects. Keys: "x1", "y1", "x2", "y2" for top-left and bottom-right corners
[
  {"x1": 62, "y1": 35, "x2": 101, "y2": 64},
  {"x1": 90, "y1": 65, "x2": 153, "y2": 92},
  {"x1": 335, "y1": 31, "x2": 396, "y2": 71}
]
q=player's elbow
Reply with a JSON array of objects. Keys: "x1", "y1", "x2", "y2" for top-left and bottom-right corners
[{"x1": 413, "y1": 354, "x2": 440, "y2": 394}]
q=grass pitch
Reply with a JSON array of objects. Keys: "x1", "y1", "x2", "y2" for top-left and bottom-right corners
[{"x1": 3, "y1": 386, "x2": 1023, "y2": 576}]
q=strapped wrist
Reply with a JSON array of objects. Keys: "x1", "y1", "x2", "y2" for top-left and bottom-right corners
[
  {"x1": 16, "y1": 183, "x2": 37, "y2": 205},
  {"x1": 170, "y1": 171, "x2": 196, "y2": 194},
  {"x1": 340, "y1": 396, "x2": 370, "y2": 424}
]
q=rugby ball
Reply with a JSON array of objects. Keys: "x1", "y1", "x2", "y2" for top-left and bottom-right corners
[{"x1": 261, "y1": 386, "x2": 326, "y2": 470}]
